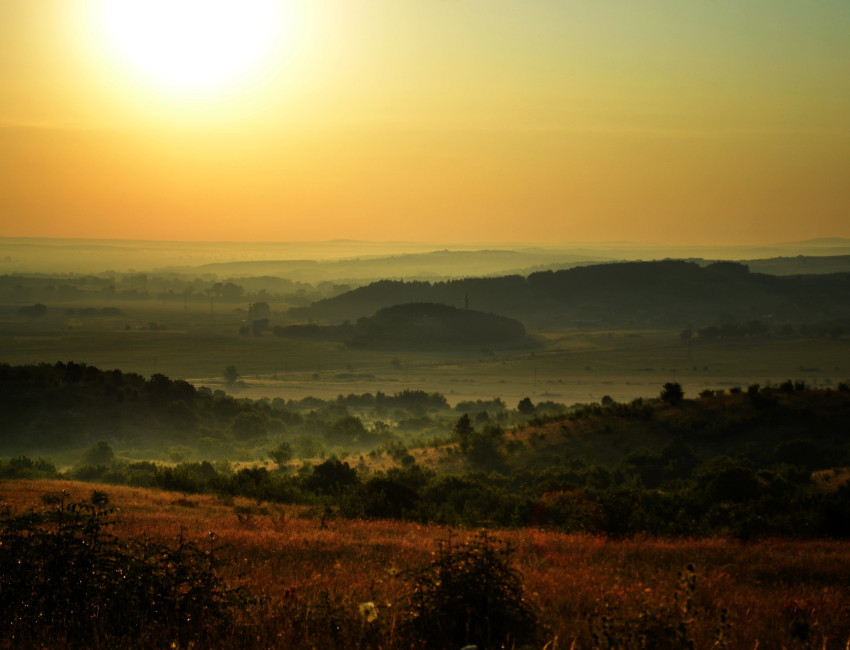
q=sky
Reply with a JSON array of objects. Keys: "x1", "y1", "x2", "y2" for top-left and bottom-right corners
[{"x1": 1, "y1": 0, "x2": 849, "y2": 246}]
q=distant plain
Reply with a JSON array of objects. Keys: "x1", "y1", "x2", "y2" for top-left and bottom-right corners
[
  {"x1": 2, "y1": 299, "x2": 846, "y2": 408},
  {"x1": 2, "y1": 237, "x2": 849, "y2": 408}
]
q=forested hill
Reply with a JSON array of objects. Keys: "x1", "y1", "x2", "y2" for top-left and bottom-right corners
[
  {"x1": 287, "y1": 260, "x2": 850, "y2": 329},
  {"x1": 346, "y1": 303, "x2": 528, "y2": 349}
]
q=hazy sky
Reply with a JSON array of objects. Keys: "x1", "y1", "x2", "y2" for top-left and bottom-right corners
[{"x1": 1, "y1": 1, "x2": 848, "y2": 245}]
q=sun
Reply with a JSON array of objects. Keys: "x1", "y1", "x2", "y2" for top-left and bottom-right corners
[{"x1": 94, "y1": 0, "x2": 285, "y2": 94}]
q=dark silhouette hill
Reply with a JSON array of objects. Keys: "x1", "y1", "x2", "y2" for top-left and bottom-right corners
[
  {"x1": 287, "y1": 260, "x2": 850, "y2": 329},
  {"x1": 346, "y1": 302, "x2": 529, "y2": 349},
  {"x1": 745, "y1": 255, "x2": 850, "y2": 276}
]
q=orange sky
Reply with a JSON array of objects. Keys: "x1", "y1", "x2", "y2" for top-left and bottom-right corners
[{"x1": 1, "y1": 1, "x2": 849, "y2": 245}]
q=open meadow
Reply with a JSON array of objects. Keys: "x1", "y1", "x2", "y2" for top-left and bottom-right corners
[
  {"x1": 1, "y1": 298, "x2": 846, "y2": 408},
  {"x1": 2, "y1": 478, "x2": 850, "y2": 649}
]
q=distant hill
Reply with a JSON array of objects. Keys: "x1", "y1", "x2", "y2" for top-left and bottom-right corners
[
  {"x1": 5, "y1": 236, "x2": 850, "y2": 283},
  {"x1": 168, "y1": 249, "x2": 608, "y2": 284},
  {"x1": 155, "y1": 250, "x2": 850, "y2": 283},
  {"x1": 346, "y1": 302, "x2": 529, "y2": 349},
  {"x1": 744, "y1": 255, "x2": 850, "y2": 276},
  {"x1": 287, "y1": 260, "x2": 850, "y2": 329}
]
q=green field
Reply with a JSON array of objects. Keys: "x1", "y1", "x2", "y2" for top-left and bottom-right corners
[{"x1": 2, "y1": 299, "x2": 847, "y2": 407}]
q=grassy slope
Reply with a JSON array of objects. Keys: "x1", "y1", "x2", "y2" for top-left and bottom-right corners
[
  {"x1": 2, "y1": 478, "x2": 850, "y2": 648},
  {"x1": 356, "y1": 386, "x2": 850, "y2": 475}
]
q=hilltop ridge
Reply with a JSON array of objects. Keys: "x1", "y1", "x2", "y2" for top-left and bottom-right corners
[{"x1": 288, "y1": 259, "x2": 850, "y2": 329}]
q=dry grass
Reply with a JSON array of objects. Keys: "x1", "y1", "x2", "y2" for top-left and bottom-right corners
[
  {"x1": 3, "y1": 478, "x2": 850, "y2": 649},
  {"x1": 813, "y1": 467, "x2": 850, "y2": 492}
]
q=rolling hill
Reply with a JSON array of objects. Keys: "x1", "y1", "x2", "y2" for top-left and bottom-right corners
[
  {"x1": 287, "y1": 260, "x2": 850, "y2": 329},
  {"x1": 345, "y1": 302, "x2": 530, "y2": 349}
]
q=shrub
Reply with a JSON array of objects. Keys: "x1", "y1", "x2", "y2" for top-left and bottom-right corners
[
  {"x1": 304, "y1": 457, "x2": 359, "y2": 494},
  {"x1": 660, "y1": 382, "x2": 684, "y2": 405},
  {"x1": 0, "y1": 493, "x2": 241, "y2": 647},
  {"x1": 402, "y1": 534, "x2": 538, "y2": 650},
  {"x1": 0, "y1": 456, "x2": 59, "y2": 479},
  {"x1": 346, "y1": 476, "x2": 420, "y2": 520}
]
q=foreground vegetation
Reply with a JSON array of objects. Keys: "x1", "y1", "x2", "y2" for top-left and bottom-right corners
[{"x1": 2, "y1": 480, "x2": 850, "y2": 649}]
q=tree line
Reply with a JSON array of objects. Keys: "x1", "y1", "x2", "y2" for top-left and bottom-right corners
[
  {"x1": 0, "y1": 362, "x2": 543, "y2": 461},
  {"x1": 288, "y1": 260, "x2": 850, "y2": 328},
  {"x1": 4, "y1": 372, "x2": 850, "y2": 539}
]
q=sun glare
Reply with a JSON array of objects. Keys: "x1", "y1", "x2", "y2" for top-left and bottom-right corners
[{"x1": 95, "y1": 0, "x2": 284, "y2": 94}]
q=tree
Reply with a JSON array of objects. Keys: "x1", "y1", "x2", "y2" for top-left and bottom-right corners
[
  {"x1": 167, "y1": 400, "x2": 199, "y2": 431},
  {"x1": 220, "y1": 282, "x2": 244, "y2": 301},
  {"x1": 305, "y1": 458, "x2": 358, "y2": 494},
  {"x1": 698, "y1": 464, "x2": 760, "y2": 503},
  {"x1": 660, "y1": 382, "x2": 684, "y2": 405},
  {"x1": 18, "y1": 303, "x2": 47, "y2": 318},
  {"x1": 453, "y1": 414, "x2": 474, "y2": 452},
  {"x1": 356, "y1": 477, "x2": 420, "y2": 519},
  {"x1": 517, "y1": 397, "x2": 535, "y2": 415},
  {"x1": 229, "y1": 411, "x2": 268, "y2": 440},
  {"x1": 465, "y1": 425, "x2": 506, "y2": 472},
  {"x1": 251, "y1": 319, "x2": 269, "y2": 336},
  {"x1": 325, "y1": 416, "x2": 367, "y2": 447},
  {"x1": 774, "y1": 438, "x2": 822, "y2": 470},
  {"x1": 82, "y1": 441, "x2": 115, "y2": 466},
  {"x1": 249, "y1": 302, "x2": 271, "y2": 320},
  {"x1": 268, "y1": 441, "x2": 294, "y2": 469},
  {"x1": 223, "y1": 365, "x2": 239, "y2": 386}
]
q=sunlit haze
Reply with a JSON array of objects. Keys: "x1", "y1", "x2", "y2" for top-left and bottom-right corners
[
  {"x1": 95, "y1": 0, "x2": 284, "y2": 93},
  {"x1": 1, "y1": 1, "x2": 848, "y2": 245}
]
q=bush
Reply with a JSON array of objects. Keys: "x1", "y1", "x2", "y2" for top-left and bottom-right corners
[
  {"x1": 304, "y1": 458, "x2": 359, "y2": 494},
  {"x1": 0, "y1": 456, "x2": 59, "y2": 479},
  {"x1": 0, "y1": 493, "x2": 242, "y2": 647},
  {"x1": 345, "y1": 476, "x2": 420, "y2": 520},
  {"x1": 660, "y1": 382, "x2": 684, "y2": 405},
  {"x1": 403, "y1": 534, "x2": 538, "y2": 650}
]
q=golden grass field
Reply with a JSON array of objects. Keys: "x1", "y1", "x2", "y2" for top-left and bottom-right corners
[{"x1": 3, "y1": 478, "x2": 850, "y2": 649}]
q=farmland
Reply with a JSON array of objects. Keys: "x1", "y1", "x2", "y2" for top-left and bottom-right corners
[{"x1": 2, "y1": 296, "x2": 846, "y2": 407}]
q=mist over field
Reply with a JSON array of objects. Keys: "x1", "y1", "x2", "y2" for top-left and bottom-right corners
[
  {"x1": 3, "y1": 236, "x2": 850, "y2": 408},
  {"x1": 3, "y1": 236, "x2": 850, "y2": 276},
  {"x1": 2, "y1": 235, "x2": 849, "y2": 432}
]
